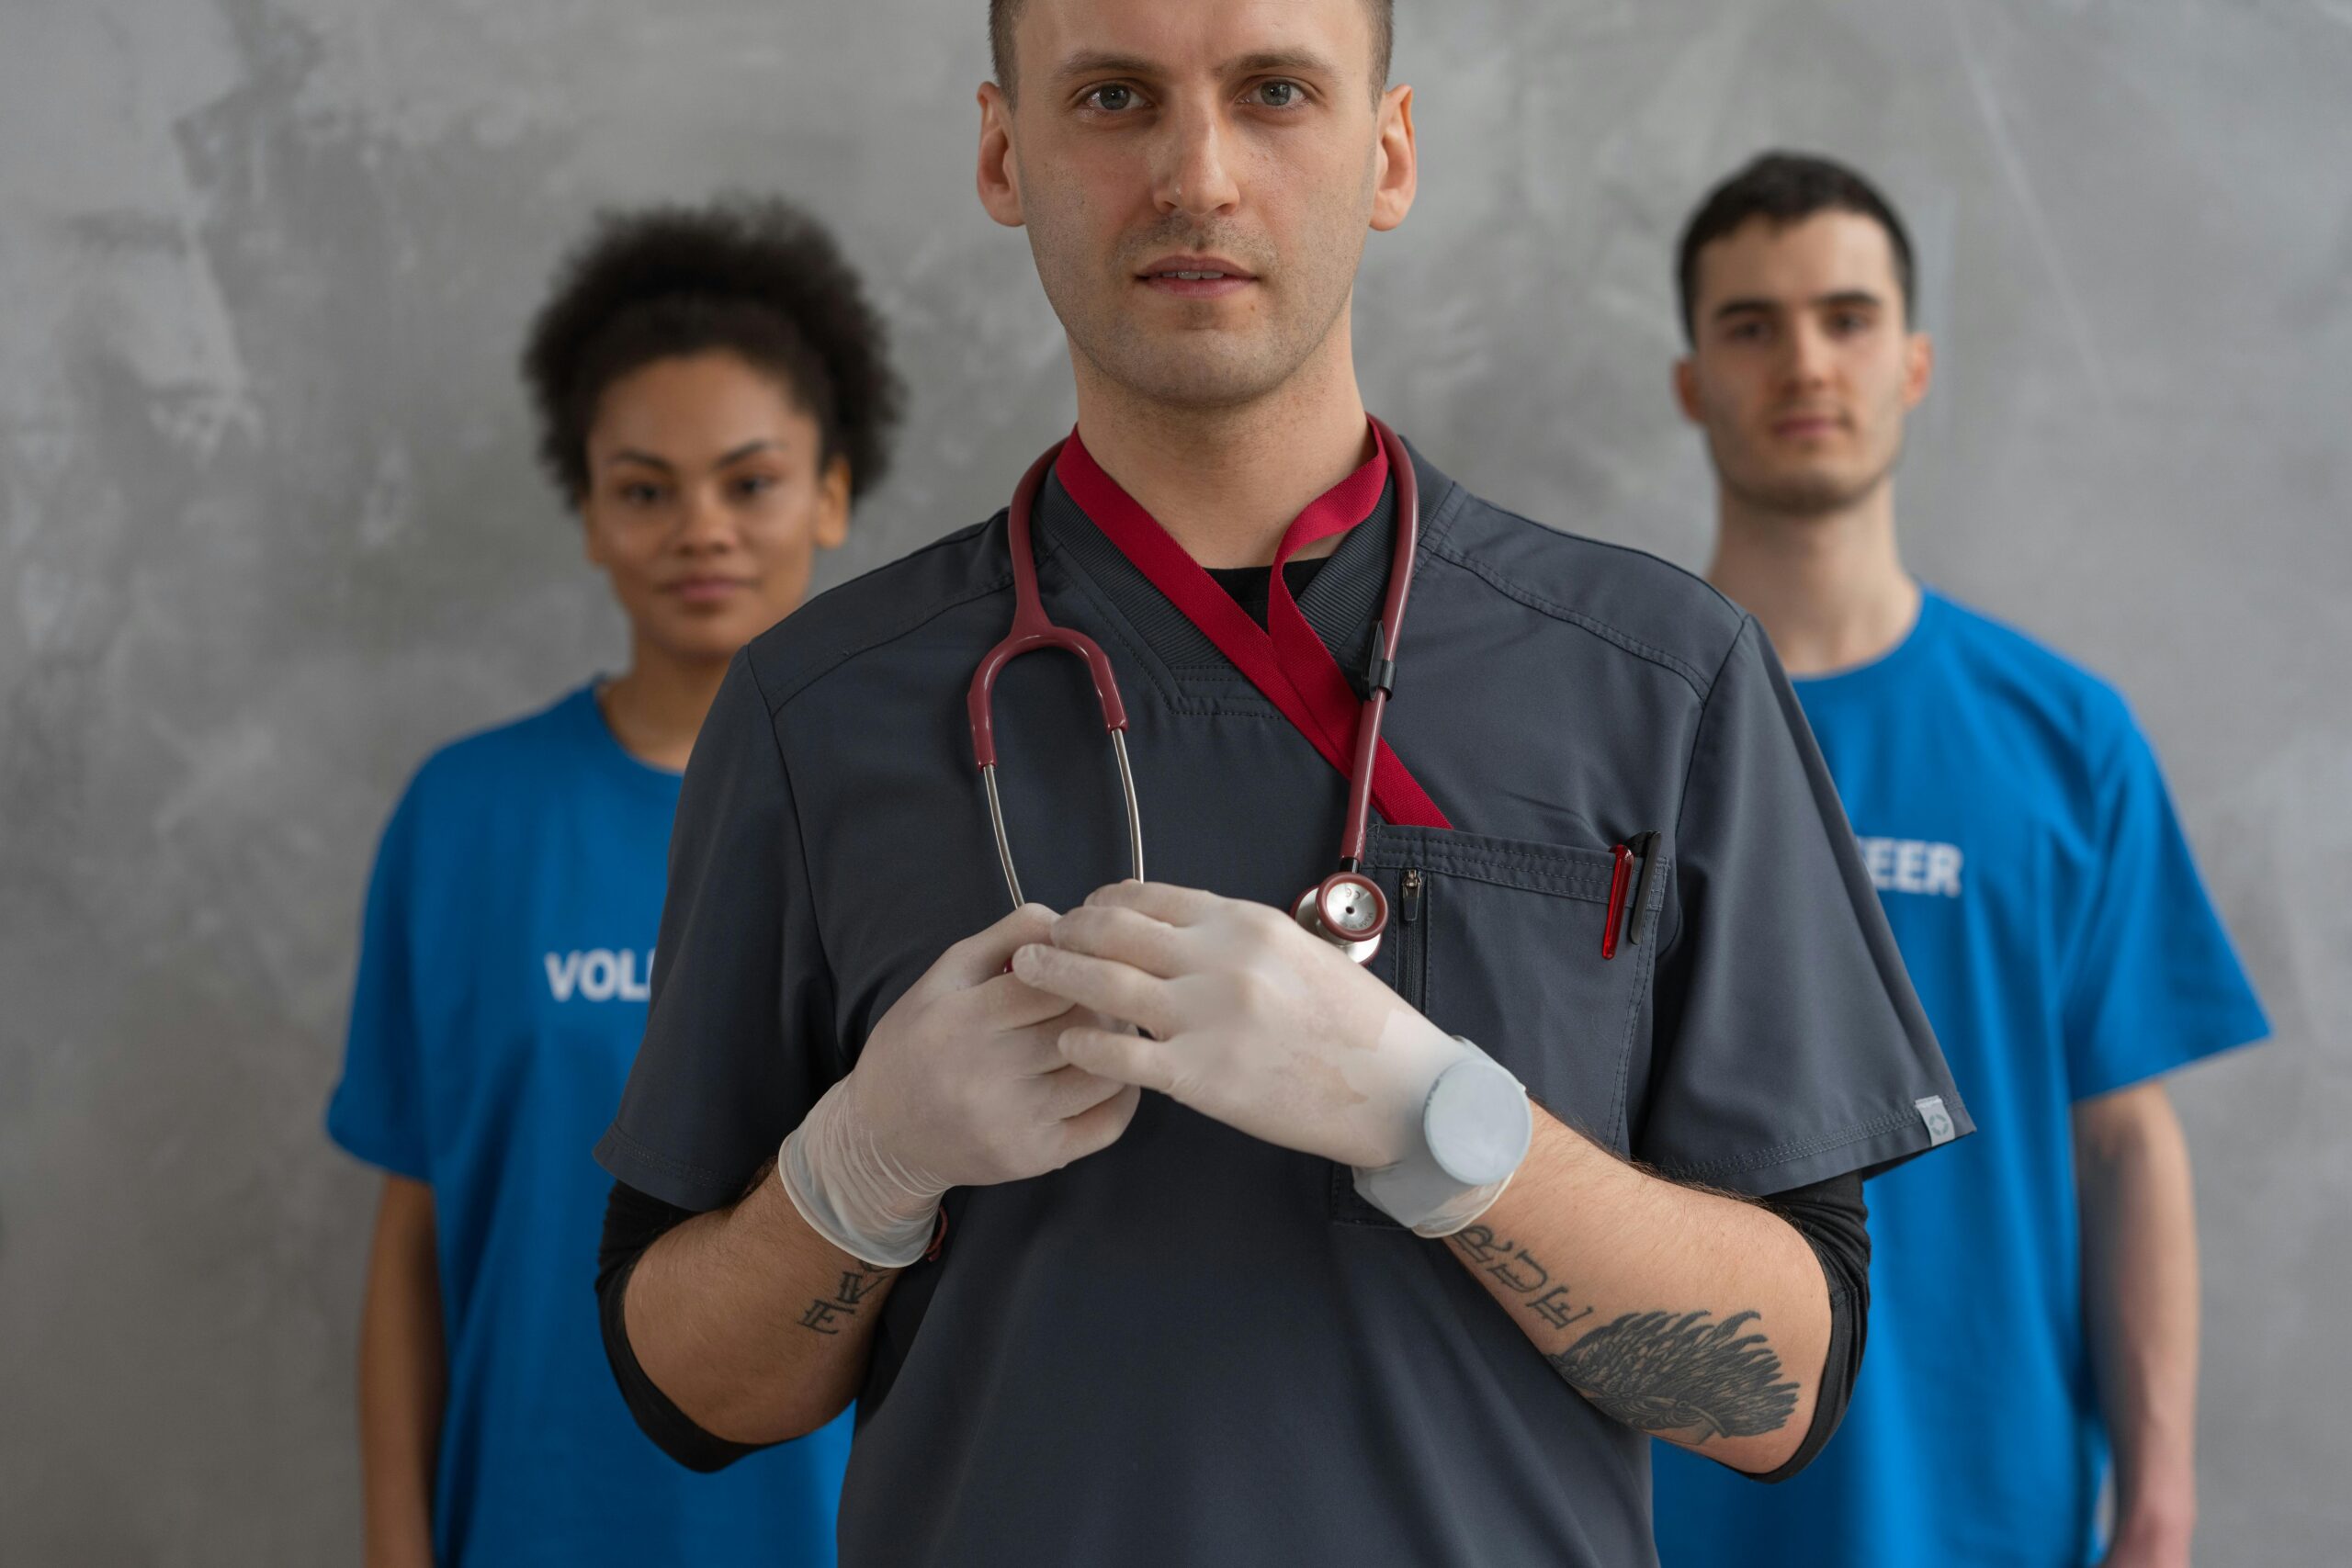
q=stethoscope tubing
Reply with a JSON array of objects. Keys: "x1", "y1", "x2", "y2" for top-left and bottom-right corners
[{"x1": 970, "y1": 418, "x2": 1419, "y2": 941}]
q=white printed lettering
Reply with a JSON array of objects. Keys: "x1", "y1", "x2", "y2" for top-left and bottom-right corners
[
  {"x1": 545, "y1": 951, "x2": 582, "y2": 1003},
  {"x1": 581, "y1": 949, "x2": 619, "y2": 1002},
  {"x1": 1856, "y1": 836, "x2": 1965, "y2": 898},
  {"x1": 546, "y1": 948, "x2": 656, "y2": 1003}
]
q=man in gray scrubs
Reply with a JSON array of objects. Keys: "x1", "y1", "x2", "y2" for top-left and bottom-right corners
[{"x1": 593, "y1": 4, "x2": 1971, "y2": 1563}]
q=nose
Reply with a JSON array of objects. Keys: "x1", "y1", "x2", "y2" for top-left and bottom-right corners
[
  {"x1": 1152, "y1": 99, "x2": 1241, "y2": 220},
  {"x1": 1782, "y1": 317, "x2": 1835, "y2": 391},
  {"x1": 673, "y1": 483, "x2": 738, "y2": 555}
]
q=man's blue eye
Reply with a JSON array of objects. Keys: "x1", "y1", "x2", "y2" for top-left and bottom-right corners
[
  {"x1": 1256, "y1": 82, "x2": 1298, "y2": 108},
  {"x1": 1090, "y1": 85, "x2": 1135, "y2": 112}
]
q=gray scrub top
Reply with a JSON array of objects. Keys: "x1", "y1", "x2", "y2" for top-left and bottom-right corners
[{"x1": 596, "y1": 442, "x2": 1970, "y2": 1568}]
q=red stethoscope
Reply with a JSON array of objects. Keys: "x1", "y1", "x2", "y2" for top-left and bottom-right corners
[{"x1": 966, "y1": 417, "x2": 1421, "y2": 964}]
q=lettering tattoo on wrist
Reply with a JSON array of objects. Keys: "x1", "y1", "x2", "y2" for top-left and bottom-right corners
[
  {"x1": 1449, "y1": 1224, "x2": 1799, "y2": 1444},
  {"x1": 796, "y1": 1263, "x2": 890, "y2": 1337}
]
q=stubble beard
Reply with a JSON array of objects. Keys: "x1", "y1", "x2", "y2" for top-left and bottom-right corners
[
  {"x1": 1719, "y1": 427, "x2": 1905, "y2": 521},
  {"x1": 1032, "y1": 209, "x2": 1363, "y2": 414}
]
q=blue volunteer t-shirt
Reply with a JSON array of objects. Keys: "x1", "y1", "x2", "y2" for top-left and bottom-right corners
[
  {"x1": 327, "y1": 684, "x2": 850, "y2": 1568},
  {"x1": 1654, "y1": 591, "x2": 2267, "y2": 1568}
]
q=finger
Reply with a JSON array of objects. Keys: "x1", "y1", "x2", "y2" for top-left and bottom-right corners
[
  {"x1": 1081, "y1": 880, "x2": 1226, "y2": 928},
  {"x1": 990, "y1": 1010, "x2": 1094, "y2": 1077},
  {"x1": 1012, "y1": 942, "x2": 1178, "y2": 1039},
  {"x1": 966, "y1": 968, "x2": 1096, "y2": 1032},
  {"x1": 933, "y1": 903, "x2": 1059, "y2": 989},
  {"x1": 1057, "y1": 1082, "x2": 1143, "y2": 1162},
  {"x1": 1036, "y1": 1062, "x2": 1133, "y2": 1120},
  {"x1": 1049, "y1": 903, "x2": 1195, "y2": 980},
  {"x1": 1056, "y1": 1024, "x2": 1183, "y2": 1098}
]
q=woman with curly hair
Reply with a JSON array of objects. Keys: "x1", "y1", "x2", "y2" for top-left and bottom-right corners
[{"x1": 326, "y1": 196, "x2": 901, "y2": 1568}]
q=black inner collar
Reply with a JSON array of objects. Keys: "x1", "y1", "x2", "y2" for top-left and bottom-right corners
[
  {"x1": 1036, "y1": 470, "x2": 1395, "y2": 678},
  {"x1": 1203, "y1": 558, "x2": 1332, "y2": 629}
]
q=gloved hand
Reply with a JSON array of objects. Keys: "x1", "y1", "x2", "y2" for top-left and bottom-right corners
[
  {"x1": 1013, "y1": 882, "x2": 1519, "y2": 1227},
  {"x1": 778, "y1": 903, "x2": 1141, "y2": 1267}
]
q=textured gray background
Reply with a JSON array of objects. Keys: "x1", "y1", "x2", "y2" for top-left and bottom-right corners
[{"x1": 2, "y1": 0, "x2": 2346, "y2": 1562}]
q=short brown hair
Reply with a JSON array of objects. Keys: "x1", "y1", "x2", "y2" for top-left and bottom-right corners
[
  {"x1": 1675, "y1": 152, "x2": 1917, "y2": 344},
  {"x1": 988, "y1": 0, "x2": 1395, "y2": 101}
]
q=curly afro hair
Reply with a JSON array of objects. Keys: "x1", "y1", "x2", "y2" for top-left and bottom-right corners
[{"x1": 522, "y1": 195, "x2": 904, "y2": 505}]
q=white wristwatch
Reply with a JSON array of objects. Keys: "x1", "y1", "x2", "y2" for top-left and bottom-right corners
[{"x1": 1353, "y1": 1038, "x2": 1532, "y2": 1236}]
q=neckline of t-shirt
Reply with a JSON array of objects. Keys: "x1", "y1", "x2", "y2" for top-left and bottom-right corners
[
  {"x1": 1204, "y1": 558, "x2": 1334, "y2": 626},
  {"x1": 1787, "y1": 588, "x2": 1947, "y2": 695},
  {"x1": 569, "y1": 680, "x2": 688, "y2": 793},
  {"x1": 1038, "y1": 471, "x2": 1390, "y2": 679}
]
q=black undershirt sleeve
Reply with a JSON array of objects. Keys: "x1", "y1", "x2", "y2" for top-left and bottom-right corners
[
  {"x1": 596, "y1": 1179, "x2": 776, "y2": 1472},
  {"x1": 1747, "y1": 1169, "x2": 1871, "y2": 1482}
]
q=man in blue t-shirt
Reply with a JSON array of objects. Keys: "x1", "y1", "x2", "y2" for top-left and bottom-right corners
[{"x1": 1649, "y1": 153, "x2": 2268, "y2": 1568}]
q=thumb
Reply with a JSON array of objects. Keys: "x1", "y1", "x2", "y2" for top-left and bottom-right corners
[{"x1": 934, "y1": 902, "x2": 1058, "y2": 988}]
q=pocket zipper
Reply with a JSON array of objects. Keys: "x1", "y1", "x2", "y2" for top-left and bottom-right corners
[
  {"x1": 1397, "y1": 868, "x2": 1426, "y2": 1010},
  {"x1": 1626, "y1": 831, "x2": 1663, "y2": 947}
]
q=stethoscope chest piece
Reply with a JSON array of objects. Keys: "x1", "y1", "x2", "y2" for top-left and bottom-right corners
[{"x1": 1295, "y1": 871, "x2": 1387, "y2": 965}]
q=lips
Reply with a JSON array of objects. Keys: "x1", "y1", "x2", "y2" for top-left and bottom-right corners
[
  {"x1": 1138, "y1": 252, "x2": 1254, "y2": 281},
  {"x1": 666, "y1": 576, "x2": 752, "y2": 605},
  {"x1": 1137, "y1": 253, "x2": 1257, "y2": 299},
  {"x1": 1770, "y1": 412, "x2": 1847, "y2": 438}
]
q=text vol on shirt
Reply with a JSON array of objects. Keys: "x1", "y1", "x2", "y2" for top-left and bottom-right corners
[{"x1": 545, "y1": 948, "x2": 654, "y2": 1004}]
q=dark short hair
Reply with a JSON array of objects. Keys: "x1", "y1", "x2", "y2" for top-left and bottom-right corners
[
  {"x1": 1675, "y1": 152, "x2": 1917, "y2": 343},
  {"x1": 988, "y1": 0, "x2": 1395, "y2": 100},
  {"x1": 521, "y1": 196, "x2": 903, "y2": 505}
]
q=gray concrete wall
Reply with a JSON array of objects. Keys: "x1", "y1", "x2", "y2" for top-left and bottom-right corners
[{"x1": 2, "y1": 1, "x2": 2345, "y2": 1561}]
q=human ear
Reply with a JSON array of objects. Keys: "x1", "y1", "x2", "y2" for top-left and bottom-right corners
[
  {"x1": 1369, "y1": 85, "x2": 1418, "y2": 232},
  {"x1": 976, "y1": 84, "x2": 1025, "y2": 229},
  {"x1": 812, "y1": 456, "x2": 852, "y2": 551}
]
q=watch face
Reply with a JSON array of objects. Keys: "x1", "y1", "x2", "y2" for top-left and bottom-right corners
[{"x1": 1426, "y1": 1056, "x2": 1533, "y2": 1186}]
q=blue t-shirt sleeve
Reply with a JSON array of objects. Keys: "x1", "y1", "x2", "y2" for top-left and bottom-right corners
[
  {"x1": 325, "y1": 786, "x2": 434, "y2": 1181},
  {"x1": 2062, "y1": 714, "x2": 2268, "y2": 1100}
]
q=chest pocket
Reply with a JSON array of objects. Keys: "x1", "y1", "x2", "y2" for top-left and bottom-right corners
[{"x1": 1330, "y1": 824, "x2": 1668, "y2": 1227}]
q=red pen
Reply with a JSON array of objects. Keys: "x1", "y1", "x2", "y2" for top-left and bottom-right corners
[{"x1": 1602, "y1": 843, "x2": 1634, "y2": 959}]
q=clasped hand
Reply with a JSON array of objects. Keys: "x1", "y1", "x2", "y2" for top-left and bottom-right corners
[
  {"x1": 777, "y1": 903, "x2": 1139, "y2": 1266},
  {"x1": 784, "y1": 884, "x2": 1464, "y2": 1266},
  {"x1": 1011, "y1": 880, "x2": 1461, "y2": 1170}
]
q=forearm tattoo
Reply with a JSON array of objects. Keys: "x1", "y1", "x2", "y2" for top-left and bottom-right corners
[
  {"x1": 1449, "y1": 1224, "x2": 1799, "y2": 1443},
  {"x1": 796, "y1": 1263, "x2": 889, "y2": 1336},
  {"x1": 744, "y1": 1155, "x2": 896, "y2": 1338}
]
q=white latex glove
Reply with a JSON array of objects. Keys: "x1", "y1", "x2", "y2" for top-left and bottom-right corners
[
  {"x1": 1012, "y1": 881, "x2": 1480, "y2": 1177},
  {"x1": 779, "y1": 903, "x2": 1141, "y2": 1267}
]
